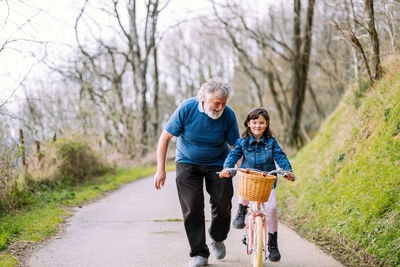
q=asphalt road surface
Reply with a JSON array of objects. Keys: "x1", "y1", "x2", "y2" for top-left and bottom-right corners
[{"x1": 27, "y1": 171, "x2": 343, "y2": 267}]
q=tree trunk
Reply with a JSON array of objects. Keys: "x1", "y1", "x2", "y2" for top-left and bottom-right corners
[
  {"x1": 289, "y1": 0, "x2": 302, "y2": 147},
  {"x1": 364, "y1": 0, "x2": 381, "y2": 81},
  {"x1": 383, "y1": 2, "x2": 396, "y2": 53},
  {"x1": 140, "y1": 69, "x2": 148, "y2": 155},
  {"x1": 127, "y1": 0, "x2": 161, "y2": 156},
  {"x1": 239, "y1": 57, "x2": 264, "y2": 107},
  {"x1": 35, "y1": 140, "x2": 43, "y2": 162},
  {"x1": 152, "y1": 44, "x2": 160, "y2": 146},
  {"x1": 266, "y1": 71, "x2": 285, "y2": 124},
  {"x1": 19, "y1": 129, "x2": 26, "y2": 168},
  {"x1": 289, "y1": 0, "x2": 315, "y2": 148},
  {"x1": 308, "y1": 84, "x2": 325, "y2": 122}
]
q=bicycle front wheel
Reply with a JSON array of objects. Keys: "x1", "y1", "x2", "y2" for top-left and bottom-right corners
[{"x1": 252, "y1": 216, "x2": 264, "y2": 267}]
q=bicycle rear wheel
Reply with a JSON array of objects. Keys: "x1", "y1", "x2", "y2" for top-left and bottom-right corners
[{"x1": 251, "y1": 216, "x2": 263, "y2": 267}]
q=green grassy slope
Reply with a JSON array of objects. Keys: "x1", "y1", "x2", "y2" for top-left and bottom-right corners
[{"x1": 278, "y1": 56, "x2": 400, "y2": 266}]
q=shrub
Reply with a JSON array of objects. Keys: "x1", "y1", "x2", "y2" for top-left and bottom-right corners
[
  {"x1": 0, "y1": 148, "x2": 23, "y2": 213},
  {"x1": 29, "y1": 135, "x2": 108, "y2": 184},
  {"x1": 55, "y1": 138, "x2": 105, "y2": 182}
]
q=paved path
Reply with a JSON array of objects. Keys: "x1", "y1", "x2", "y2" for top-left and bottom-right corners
[{"x1": 27, "y1": 172, "x2": 343, "y2": 267}]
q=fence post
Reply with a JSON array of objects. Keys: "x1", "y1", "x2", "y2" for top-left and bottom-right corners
[
  {"x1": 19, "y1": 129, "x2": 26, "y2": 168},
  {"x1": 35, "y1": 140, "x2": 42, "y2": 161}
]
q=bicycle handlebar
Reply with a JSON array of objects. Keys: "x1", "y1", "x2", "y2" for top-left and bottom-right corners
[
  {"x1": 217, "y1": 167, "x2": 297, "y2": 179},
  {"x1": 266, "y1": 168, "x2": 297, "y2": 179}
]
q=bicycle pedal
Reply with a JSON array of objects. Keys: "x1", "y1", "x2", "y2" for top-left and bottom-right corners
[{"x1": 242, "y1": 235, "x2": 247, "y2": 245}]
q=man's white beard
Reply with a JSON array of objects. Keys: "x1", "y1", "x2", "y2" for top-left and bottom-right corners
[{"x1": 205, "y1": 107, "x2": 224, "y2": 120}]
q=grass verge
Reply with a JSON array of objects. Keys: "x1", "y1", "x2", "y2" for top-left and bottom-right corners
[{"x1": 0, "y1": 165, "x2": 175, "y2": 266}]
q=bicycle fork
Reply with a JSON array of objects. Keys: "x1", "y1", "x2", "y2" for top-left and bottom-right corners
[{"x1": 244, "y1": 205, "x2": 268, "y2": 259}]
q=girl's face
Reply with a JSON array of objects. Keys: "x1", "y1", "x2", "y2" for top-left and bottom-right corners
[{"x1": 247, "y1": 115, "x2": 268, "y2": 139}]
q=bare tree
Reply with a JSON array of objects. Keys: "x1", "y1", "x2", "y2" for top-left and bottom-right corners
[
  {"x1": 0, "y1": 1, "x2": 43, "y2": 111},
  {"x1": 210, "y1": 2, "x2": 288, "y2": 125},
  {"x1": 72, "y1": 0, "x2": 167, "y2": 156},
  {"x1": 6, "y1": 0, "x2": 399, "y2": 161},
  {"x1": 289, "y1": 0, "x2": 316, "y2": 147},
  {"x1": 74, "y1": 1, "x2": 134, "y2": 153},
  {"x1": 332, "y1": 0, "x2": 382, "y2": 84},
  {"x1": 364, "y1": 0, "x2": 381, "y2": 80},
  {"x1": 380, "y1": 0, "x2": 400, "y2": 53},
  {"x1": 211, "y1": 0, "x2": 316, "y2": 147},
  {"x1": 113, "y1": 0, "x2": 164, "y2": 155},
  {"x1": 151, "y1": 42, "x2": 160, "y2": 146}
]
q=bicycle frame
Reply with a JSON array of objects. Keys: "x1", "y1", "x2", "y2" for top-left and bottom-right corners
[{"x1": 245, "y1": 201, "x2": 268, "y2": 264}]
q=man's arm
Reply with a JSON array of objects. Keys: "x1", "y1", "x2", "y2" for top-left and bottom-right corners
[{"x1": 154, "y1": 129, "x2": 174, "y2": 190}]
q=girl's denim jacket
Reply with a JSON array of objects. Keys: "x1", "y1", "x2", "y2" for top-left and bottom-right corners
[{"x1": 223, "y1": 135, "x2": 292, "y2": 187}]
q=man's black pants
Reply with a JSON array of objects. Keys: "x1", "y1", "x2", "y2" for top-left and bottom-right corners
[{"x1": 176, "y1": 162, "x2": 233, "y2": 258}]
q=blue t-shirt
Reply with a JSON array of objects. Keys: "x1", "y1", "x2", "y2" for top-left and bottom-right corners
[{"x1": 165, "y1": 97, "x2": 239, "y2": 166}]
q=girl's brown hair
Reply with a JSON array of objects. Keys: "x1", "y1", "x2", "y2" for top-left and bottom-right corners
[{"x1": 241, "y1": 108, "x2": 274, "y2": 140}]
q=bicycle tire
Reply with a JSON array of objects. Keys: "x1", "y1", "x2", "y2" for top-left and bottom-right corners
[{"x1": 252, "y1": 216, "x2": 264, "y2": 267}]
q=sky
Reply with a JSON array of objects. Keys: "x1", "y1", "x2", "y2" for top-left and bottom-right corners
[
  {"x1": 0, "y1": 0, "x2": 274, "y2": 111},
  {"x1": 0, "y1": 0, "x2": 79, "y2": 108},
  {"x1": 0, "y1": 0, "x2": 211, "y2": 106}
]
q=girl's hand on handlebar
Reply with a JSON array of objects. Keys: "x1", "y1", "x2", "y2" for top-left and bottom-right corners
[{"x1": 283, "y1": 172, "x2": 296, "y2": 181}]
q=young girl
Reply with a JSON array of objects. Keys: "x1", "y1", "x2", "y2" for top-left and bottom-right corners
[{"x1": 219, "y1": 108, "x2": 295, "y2": 262}]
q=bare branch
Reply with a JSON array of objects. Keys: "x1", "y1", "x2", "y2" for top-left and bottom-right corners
[
  {"x1": 113, "y1": 0, "x2": 130, "y2": 41},
  {"x1": 353, "y1": 18, "x2": 370, "y2": 33},
  {"x1": 0, "y1": 64, "x2": 35, "y2": 109},
  {"x1": 331, "y1": 20, "x2": 373, "y2": 82},
  {"x1": 0, "y1": 0, "x2": 10, "y2": 31},
  {"x1": 238, "y1": 15, "x2": 293, "y2": 60},
  {"x1": 158, "y1": 0, "x2": 171, "y2": 13}
]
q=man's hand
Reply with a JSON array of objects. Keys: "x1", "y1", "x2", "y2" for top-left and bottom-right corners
[
  {"x1": 218, "y1": 168, "x2": 237, "y2": 178},
  {"x1": 283, "y1": 171, "x2": 296, "y2": 181},
  {"x1": 154, "y1": 130, "x2": 173, "y2": 190},
  {"x1": 218, "y1": 168, "x2": 231, "y2": 178},
  {"x1": 154, "y1": 169, "x2": 167, "y2": 189}
]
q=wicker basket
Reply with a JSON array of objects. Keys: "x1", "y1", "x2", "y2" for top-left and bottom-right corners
[{"x1": 237, "y1": 169, "x2": 277, "y2": 202}]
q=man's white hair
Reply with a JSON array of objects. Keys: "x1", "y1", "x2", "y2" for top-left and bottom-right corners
[{"x1": 197, "y1": 77, "x2": 231, "y2": 101}]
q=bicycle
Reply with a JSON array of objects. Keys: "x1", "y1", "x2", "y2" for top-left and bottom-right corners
[{"x1": 218, "y1": 168, "x2": 295, "y2": 267}]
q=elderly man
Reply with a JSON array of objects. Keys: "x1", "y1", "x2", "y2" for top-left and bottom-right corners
[{"x1": 154, "y1": 77, "x2": 240, "y2": 267}]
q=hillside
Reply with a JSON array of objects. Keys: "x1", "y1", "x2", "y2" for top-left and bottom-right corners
[{"x1": 277, "y1": 56, "x2": 400, "y2": 266}]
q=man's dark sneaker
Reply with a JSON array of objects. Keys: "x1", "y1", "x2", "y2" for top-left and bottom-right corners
[
  {"x1": 232, "y1": 204, "x2": 248, "y2": 229},
  {"x1": 268, "y1": 232, "x2": 281, "y2": 262}
]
